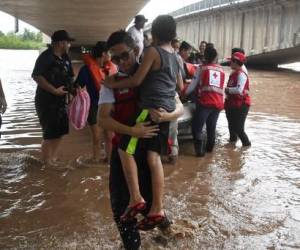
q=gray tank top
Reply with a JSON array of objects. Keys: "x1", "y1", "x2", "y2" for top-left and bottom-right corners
[{"x1": 139, "y1": 46, "x2": 179, "y2": 112}]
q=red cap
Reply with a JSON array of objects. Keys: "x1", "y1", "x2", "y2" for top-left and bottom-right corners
[{"x1": 227, "y1": 52, "x2": 246, "y2": 63}]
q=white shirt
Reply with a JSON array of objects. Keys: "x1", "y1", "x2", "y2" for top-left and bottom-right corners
[
  {"x1": 241, "y1": 64, "x2": 248, "y2": 75},
  {"x1": 227, "y1": 71, "x2": 248, "y2": 95},
  {"x1": 98, "y1": 85, "x2": 115, "y2": 105},
  {"x1": 128, "y1": 26, "x2": 144, "y2": 58}
]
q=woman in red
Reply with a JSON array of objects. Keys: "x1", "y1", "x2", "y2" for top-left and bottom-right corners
[
  {"x1": 225, "y1": 52, "x2": 251, "y2": 147},
  {"x1": 184, "y1": 46, "x2": 225, "y2": 157}
]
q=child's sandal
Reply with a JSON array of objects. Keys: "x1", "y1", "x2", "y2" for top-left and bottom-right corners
[
  {"x1": 137, "y1": 213, "x2": 166, "y2": 231},
  {"x1": 120, "y1": 201, "x2": 146, "y2": 222}
]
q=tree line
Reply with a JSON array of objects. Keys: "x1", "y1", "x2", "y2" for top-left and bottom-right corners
[{"x1": 0, "y1": 28, "x2": 44, "y2": 50}]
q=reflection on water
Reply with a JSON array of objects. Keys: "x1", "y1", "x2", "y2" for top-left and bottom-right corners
[
  {"x1": 1, "y1": 50, "x2": 300, "y2": 249},
  {"x1": 0, "y1": 49, "x2": 41, "y2": 149}
]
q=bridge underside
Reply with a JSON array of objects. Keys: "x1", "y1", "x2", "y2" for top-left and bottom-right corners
[
  {"x1": 247, "y1": 45, "x2": 300, "y2": 67},
  {"x1": 0, "y1": 0, "x2": 148, "y2": 46},
  {"x1": 172, "y1": 0, "x2": 300, "y2": 66}
]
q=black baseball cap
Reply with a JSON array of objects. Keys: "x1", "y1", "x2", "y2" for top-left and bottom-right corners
[
  {"x1": 51, "y1": 30, "x2": 75, "y2": 42},
  {"x1": 134, "y1": 15, "x2": 148, "y2": 23}
]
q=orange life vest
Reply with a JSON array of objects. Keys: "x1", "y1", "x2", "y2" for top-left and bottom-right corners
[
  {"x1": 185, "y1": 62, "x2": 197, "y2": 79},
  {"x1": 81, "y1": 53, "x2": 117, "y2": 92}
]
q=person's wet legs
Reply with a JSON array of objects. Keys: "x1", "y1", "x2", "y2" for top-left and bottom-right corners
[
  {"x1": 104, "y1": 129, "x2": 113, "y2": 162},
  {"x1": 225, "y1": 108, "x2": 238, "y2": 142},
  {"x1": 235, "y1": 104, "x2": 251, "y2": 146},
  {"x1": 42, "y1": 137, "x2": 63, "y2": 164},
  {"x1": 205, "y1": 109, "x2": 220, "y2": 152},
  {"x1": 110, "y1": 149, "x2": 141, "y2": 250},
  {"x1": 118, "y1": 149, "x2": 144, "y2": 207},
  {"x1": 110, "y1": 147, "x2": 153, "y2": 249},
  {"x1": 226, "y1": 106, "x2": 251, "y2": 146},
  {"x1": 147, "y1": 151, "x2": 164, "y2": 216},
  {"x1": 192, "y1": 104, "x2": 209, "y2": 157},
  {"x1": 168, "y1": 120, "x2": 179, "y2": 164},
  {"x1": 89, "y1": 124, "x2": 101, "y2": 161}
]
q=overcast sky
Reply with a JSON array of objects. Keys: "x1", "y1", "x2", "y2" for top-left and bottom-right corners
[{"x1": 0, "y1": 0, "x2": 200, "y2": 33}]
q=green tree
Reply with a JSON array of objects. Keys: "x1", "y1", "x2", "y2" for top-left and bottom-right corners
[
  {"x1": 0, "y1": 29, "x2": 44, "y2": 50},
  {"x1": 36, "y1": 32, "x2": 43, "y2": 42},
  {"x1": 22, "y1": 28, "x2": 36, "y2": 41}
]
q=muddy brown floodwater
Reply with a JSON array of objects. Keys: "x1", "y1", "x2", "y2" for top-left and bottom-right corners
[{"x1": 0, "y1": 50, "x2": 300, "y2": 249}]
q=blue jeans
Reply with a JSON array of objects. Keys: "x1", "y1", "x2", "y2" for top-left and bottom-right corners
[{"x1": 192, "y1": 104, "x2": 220, "y2": 152}]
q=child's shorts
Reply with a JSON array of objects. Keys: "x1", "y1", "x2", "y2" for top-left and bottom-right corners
[{"x1": 118, "y1": 109, "x2": 170, "y2": 156}]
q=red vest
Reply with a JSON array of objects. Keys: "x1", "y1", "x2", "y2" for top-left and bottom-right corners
[
  {"x1": 111, "y1": 74, "x2": 138, "y2": 146},
  {"x1": 225, "y1": 69, "x2": 251, "y2": 108},
  {"x1": 197, "y1": 64, "x2": 225, "y2": 110},
  {"x1": 82, "y1": 53, "x2": 117, "y2": 92}
]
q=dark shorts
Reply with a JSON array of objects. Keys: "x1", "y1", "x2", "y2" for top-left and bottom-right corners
[
  {"x1": 35, "y1": 101, "x2": 69, "y2": 140},
  {"x1": 87, "y1": 104, "x2": 98, "y2": 126},
  {"x1": 119, "y1": 109, "x2": 170, "y2": 155}
]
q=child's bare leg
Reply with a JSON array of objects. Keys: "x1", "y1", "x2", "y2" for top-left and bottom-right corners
[
  {"x1": 89, "y1": 124, "x2": 101, "y2": 161},
  {"x1": 147, "y1": 150, "x2": 164, "y2": 216},
  {"x1": 118, "y1": 149, "x2": 144, "y2": 206},
  {"x1": 104, "y1": 130, "x2": 113, "y2": 162}
]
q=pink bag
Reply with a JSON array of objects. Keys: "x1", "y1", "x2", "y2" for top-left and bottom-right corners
[{"x1": 69, "y1": 89, "x2": 91, "y2": 130}]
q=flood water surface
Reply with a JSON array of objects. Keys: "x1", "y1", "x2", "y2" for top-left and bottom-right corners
[{"x1": 0, "y1": 50, "x2": 300, "y2": 249}]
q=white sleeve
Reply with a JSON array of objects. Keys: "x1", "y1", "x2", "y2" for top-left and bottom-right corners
[
  {"x1": 128, "y1": 27, "x2": 138, "y2": 44},
  {"x1": 98, "y1": 86, "x2": 115, "y2": 105},
  {"x1": 242, "y1": 65, "x2": 248, "y2": 75},
  {"x1": 228, "y1": 72, "x2": 247, "y2": 95},
  {"x1": 185, "y1": 67, "x2": 201, "y2": 96}
]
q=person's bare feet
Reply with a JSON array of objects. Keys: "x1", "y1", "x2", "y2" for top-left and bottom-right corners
[{"x1": 44, "y1": 160, "x2": 73, "y2": 170}]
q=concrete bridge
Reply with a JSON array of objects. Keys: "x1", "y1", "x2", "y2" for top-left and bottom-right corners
[
  {"x1": 170, "y1": 0, "x2": 300, "y2": 67},
  {"x1": 0, "y1": 0, "x2": 149, "y2": 46}
]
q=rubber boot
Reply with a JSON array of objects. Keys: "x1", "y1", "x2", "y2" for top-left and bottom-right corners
[{"x1": 194, "y1": 140, "x2": 206, "y2": 157}]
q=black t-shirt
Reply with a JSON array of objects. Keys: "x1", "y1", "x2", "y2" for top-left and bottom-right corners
[{"x1": 32, "y1": 47, "x2": 74, "y2": 106}]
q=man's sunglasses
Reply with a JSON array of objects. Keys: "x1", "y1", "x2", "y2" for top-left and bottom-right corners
[{"x1": 111, "y1": 49, "x2": 133, "y2": 64}]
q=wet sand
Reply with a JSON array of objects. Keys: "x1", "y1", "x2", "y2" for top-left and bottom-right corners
[{"x1": 0, "y1": 50, "x2": 300, "y2": 249}]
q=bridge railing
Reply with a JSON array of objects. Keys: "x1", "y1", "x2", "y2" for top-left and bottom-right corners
[{"x1": 170, "y1": 0, "x2": 250, "y2": 18}]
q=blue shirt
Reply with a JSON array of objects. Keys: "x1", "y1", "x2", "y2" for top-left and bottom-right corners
[{"x1": 76, "y1": 65, "x2": 99, "y2": 106}]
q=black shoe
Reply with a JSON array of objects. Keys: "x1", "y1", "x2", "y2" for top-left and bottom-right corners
[
  {"x1": 168, "y1": 155, "x2": 178, "y2": 165},
  {"x1": 194, "y1": 141, "x2": 205, "y2": 157},
  {"x1": 242, "y1": 141, "x2": 251, "y2": 147},
  {"x1": 229, "y1": 134, "x2": 238, "y2": 142},
  {"x1": 206, "y1": 146, "x2": 214, "y2": 153},
  {"x1": 157, "y1": 214, "x2": 172, "y2": 231}
]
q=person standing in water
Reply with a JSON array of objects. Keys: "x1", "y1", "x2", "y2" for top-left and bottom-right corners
[
  {"x1": 0, "y1": 78, "x2": 7, "y2": 138},
  {"x1": 99, "y1": 29, "x2": 183, "y2": 249},
  {"x1": 76, "y1": 41, "x2": 117, "y2": 163},
  {"x1": 183, "y1": 46, "x2": 225, "y2": 156},
  {"x1": 104, "y1": 15, "x2": 183, "y2": 230},
  {"x1": 225, "y1": 52, "x2": 251, "y2": 147},
  {"x1": 32, "y1": 30, "x2": 75, "y2": 167}
]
